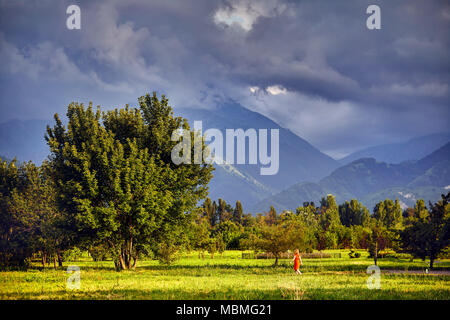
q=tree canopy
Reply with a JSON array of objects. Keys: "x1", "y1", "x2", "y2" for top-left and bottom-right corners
[{"x1": 45, "y1": 93, "x2": 213, "y2": 269}]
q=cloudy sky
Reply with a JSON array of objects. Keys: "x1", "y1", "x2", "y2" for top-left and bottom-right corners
[{"x1": 0, "y1": 0, "x2": 449, "y2": 158}]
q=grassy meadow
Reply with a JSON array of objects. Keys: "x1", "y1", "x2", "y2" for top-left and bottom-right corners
[{"x1": 0, "y1": 250, "x2": 449, "y2": 300}]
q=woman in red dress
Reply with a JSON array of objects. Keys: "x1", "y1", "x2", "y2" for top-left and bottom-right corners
[{"x1": 292, "y1": 249, "x2": 302, "y2": 275}]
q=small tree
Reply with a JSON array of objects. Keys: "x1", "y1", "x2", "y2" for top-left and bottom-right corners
[
  {"x1": 208, "y1": 233, "x2": 225, "y2": 259},
  {"x1": 367, "y1": 220, "x2": 390, "y2": 266},
  {"x1": 156, "y1": 242, "x2": 180, "y2": 266},
  {"x1": 189, "y1": 216, "x2": 211, "y2": 259},
  {"x1": 253, "y1": 220, "x2": 305, "y2": 266}
]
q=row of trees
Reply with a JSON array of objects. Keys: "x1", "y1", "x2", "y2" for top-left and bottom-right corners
[
  {"x1": 187, "y1": 194, "x2": 449, "y2": 267},
  {"x1": 1, "y1": 158, "x2": 448, "y2": 269}
]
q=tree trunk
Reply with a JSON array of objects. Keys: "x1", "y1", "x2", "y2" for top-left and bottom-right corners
[
  {"x1": 118, "y1": 251, "x2": 126, "y2": 270},
  {"x1": 57, "y1": 248, "x2": 63, "y2": 267},
  {"x1": 123, "y1": 251, "x2": 128, "y2": 268},
  {"x1": 374, "y1": 242, "x2": 378, "y2": 266},
  {"x1": 114, "y1": 258, "x2": 120, "y2": 271},
  {"x1": 430, "y1": 256, "x2": 435, "y2": 269},
  {"x1": 274, "y1": 255, "x2": 278, "y2": 266},
  {"x1": 53, "y1": 255, "x2": 57, "y2": 269},
  {"x1": 113, "y1": 237, "x2": 136, "y2": 270},
  {"x1": 127, "y1": 237, "x2": 133, "y2": 269},
  {"x1": 42, "y1": 252, "x2": 46, "y2": 268}
]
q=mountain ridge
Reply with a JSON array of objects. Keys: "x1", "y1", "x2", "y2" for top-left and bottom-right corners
[
  {"x1": 339, "y1": 132, "x2": 450, "y2": 165},
  {"x1": 253, "y1": 142, "x2": 450, "y2": 213}
]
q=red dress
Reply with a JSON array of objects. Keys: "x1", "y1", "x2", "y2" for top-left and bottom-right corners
[{"x1": 294, "y1": 253, "x2": 300, "y2": 271}]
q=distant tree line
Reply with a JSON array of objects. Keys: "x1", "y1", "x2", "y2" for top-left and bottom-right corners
[{"x1": 188, "y1": 193, "x2": 449, "y2": 268}]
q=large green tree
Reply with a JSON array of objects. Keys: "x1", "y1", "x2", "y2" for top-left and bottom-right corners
[
  {"x1": 46, "y1": 93, "x2": 213, "y2": 270},
  {"x1": 339, "y1": 199, "x2": 366, "y2": 227},
  {"x1": 400, "y1": 193, "x2": 450, "y2": 269},
  {"x1": 316, "y1": 195, "x2": 342, "y2": 249},
  {"x1": 373, "y1": 199, "x2": 403, "y2": 229}
]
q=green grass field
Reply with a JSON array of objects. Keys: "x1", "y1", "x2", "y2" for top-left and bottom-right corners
[{"x1": 0, "y1": 250, "x2": 449, "y2": 300}]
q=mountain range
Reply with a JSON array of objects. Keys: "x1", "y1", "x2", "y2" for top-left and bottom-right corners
[
  {"x1": 253, "y1": 142, "x2": 450, "y2": 213},
  {"x1": 339, "y1": 132, "x2": 450, "y2": 165}
]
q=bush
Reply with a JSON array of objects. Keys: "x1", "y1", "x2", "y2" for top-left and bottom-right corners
[
  {"x1": 89, "y1": 244, "x2": 112, "y2": 261},
  {"x1": 63, "y1": 247, "x2": 83, "y2": 262},
  {"x1": 383, "y1": 252, "x2": 414, "y2": 260},
  {"x1": 156, "y1": 242, "x2": 180, "y2": 266},
  {"x1": 348, "y1": 249, "x2": 361, "y2": 259},
  {"x1": 241, "y1": 252, "x2": 255, "y2": 259}
]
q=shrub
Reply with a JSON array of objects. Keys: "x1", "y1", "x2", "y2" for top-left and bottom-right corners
[
  {"x1": 348, "y1": 249, "x2": 361, "y2": 259},
  {"x1": 241, "y1": 252, "x2": 255, "y2": 259},
  {"x1": 383, "y1": 252, "x2": 414, "y2": 260},
  {"x1": 156, "y1": 242, "x2": 180, "y2": 266},
  {"x1": 89, "y1": 244, "x2": 112, "y2": 261},
  {"x1": 63, "y1": 247, "x2": 83, "y2": 262}
]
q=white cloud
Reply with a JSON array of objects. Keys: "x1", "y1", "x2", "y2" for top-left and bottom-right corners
[
  {"x1": 249, "y1": 86, "x2": 260, "y2": 93},
  {"x1": 213, "y1": 0, "x2": 286, "y2": 32},
  {"x1": 0, "y1": 34, "x2": 83, "y2": 82},
  {"x1": 81, "y1": 3, "x2": 167, "y2": 88},
  {"x1": 237, "y1": 86, "x2": 372, "y2": 157},
  {"x1": 0, "y1": 33, "x2": 41, "y2": 78},
  {"x1": 0, "y1": 32, "x2": 134, "y2": 94},
  {"x1": 266, "y1": 85, "x2": 286, "y2": 95}
]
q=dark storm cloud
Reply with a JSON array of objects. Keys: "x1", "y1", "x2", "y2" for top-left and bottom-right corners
[{"x1": 0, "y1": 0, "x2": 449, "y2": 157}]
